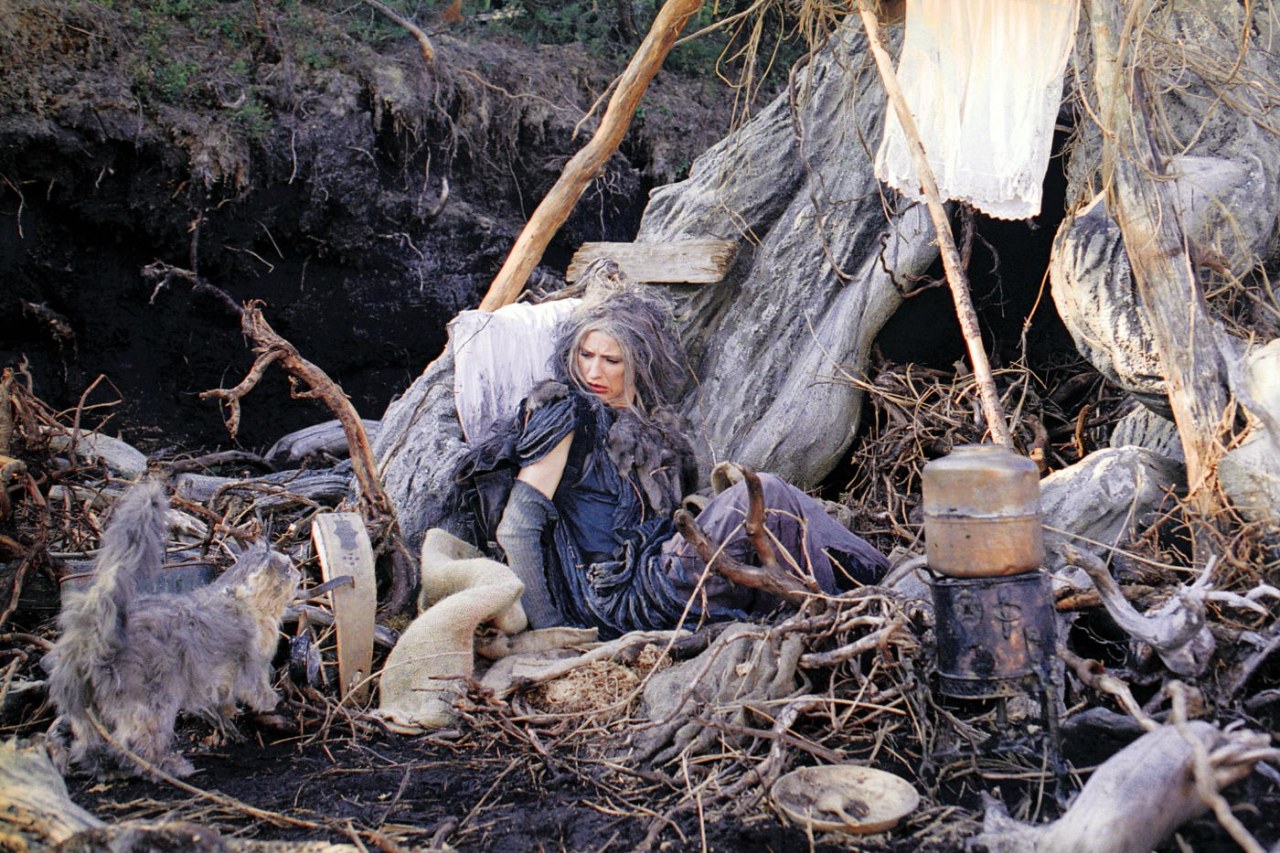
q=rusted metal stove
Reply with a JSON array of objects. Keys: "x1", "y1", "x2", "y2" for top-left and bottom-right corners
[{"x1": 923, "y1": 445, "x2": 1059, "y2": 741}]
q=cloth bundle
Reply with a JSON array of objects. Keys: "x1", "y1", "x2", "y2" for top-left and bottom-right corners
[{"x1": 874, "y1": 0, "x2": 1080, "y2": 220}]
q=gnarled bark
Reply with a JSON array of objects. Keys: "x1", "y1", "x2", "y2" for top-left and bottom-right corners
[{"x1": 638, "y1": 24, "x2": 936, "y2": 485}]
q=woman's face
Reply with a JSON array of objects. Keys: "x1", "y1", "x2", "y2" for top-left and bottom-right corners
[{"x1": 577, "y1": 330, "x2": 633, "y2": 408}]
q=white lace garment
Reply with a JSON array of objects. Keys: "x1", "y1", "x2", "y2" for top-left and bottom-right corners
[{"x1": 874, "y1": 0, "x2": 1080, "y2": 221}]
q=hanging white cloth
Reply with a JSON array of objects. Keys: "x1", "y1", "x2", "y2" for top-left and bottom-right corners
[
  {"x1": 873, "y1": 0, "x2": 1079, "y2": 221},
  {"x1": 451, "y1": 298, "x2": 581, "y2": 445}
]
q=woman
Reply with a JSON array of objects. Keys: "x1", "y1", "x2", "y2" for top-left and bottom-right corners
[{"x1": 487, "y1": 283, "x2": 887, "y2": 639}]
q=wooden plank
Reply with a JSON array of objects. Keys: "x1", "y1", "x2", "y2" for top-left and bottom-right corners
[
  {"x1": 311, "y1": 513, "x2": 377, "y2": 704},
  {"x1": 566, "y1": 240, "x2": 739, "y2": 284}
]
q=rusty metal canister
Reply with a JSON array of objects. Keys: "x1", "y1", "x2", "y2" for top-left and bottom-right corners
[
  {"x1": 931, "y1": 570, "x2": 1057, "y2": 699},
  {"x1": 922, "y1": 444, "x2": 1044, "y2": 577}
]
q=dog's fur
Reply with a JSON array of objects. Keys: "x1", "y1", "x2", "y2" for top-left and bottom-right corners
[{"x1": 45, "y1": 479, "x2": 300, "y2": 778}]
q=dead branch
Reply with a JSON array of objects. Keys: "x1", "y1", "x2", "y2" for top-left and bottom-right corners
[
  {"x1": 140, "y1": 260, "x2": 244, "y2": 318},
  {"x1": 798, "y1": 620, "x2": 906, "y2": 669},
  {"x1": 1169, "y1": 681, "x2": 1273, "y2": 853},
  {"x1": 360, "y1": 0, "x2": 435, "y2": 66},
  {"x1": 1061, "y1": 543, "x2": 1215, "y2": 677},
  {"x1": 1059, "y1": 647, "x2": 1158, "y2": 731},
  {"x1": 504, "y1": 630, "x2": 686, "y2": 695},
  {"x1": 672, "y1": 509, "x2": 811, "y2": 605},
  {"x1": 721, "y1": 694, "x2": 830, "y2": 804},
  {"x1": 199, "y1": 300, "x2": 416, "y2": 616},
  {"x1": 0, "y1": 368, "x2": 15, "y2": 457},
  {"x1": 740, "y1": 467, "x2": 781, "y2": 571},
  {"x1": 977, "y1": 714, "x2": 1276, "y2": 853}
]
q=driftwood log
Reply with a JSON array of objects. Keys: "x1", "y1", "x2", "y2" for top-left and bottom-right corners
[{"x1": 975, "y1": 712, "x2": 1278, "y2": 853}]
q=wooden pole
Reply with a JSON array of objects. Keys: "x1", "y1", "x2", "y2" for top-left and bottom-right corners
[
  {"x1": 1088, "y1": 0, "x2": 1229, "y2": 524},
  {"x1": 856, "y1": 2, "x2": 1013, "y2": 448},
  {"x1": 478, "y1": 0, "x2": 702, "y2": 312}
]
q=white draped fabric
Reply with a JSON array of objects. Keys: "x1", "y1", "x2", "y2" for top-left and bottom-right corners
[
  {"x1": 451, "y1": 298, "x2": 581, "y2": 445},
  {"x1": 874, "y1": 0, "x2": 1080, "y2": 220}
]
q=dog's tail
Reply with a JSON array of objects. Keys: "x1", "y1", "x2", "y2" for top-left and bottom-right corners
[{"x1": 51, "y1": 479, "x2": 169, "y2": 682}]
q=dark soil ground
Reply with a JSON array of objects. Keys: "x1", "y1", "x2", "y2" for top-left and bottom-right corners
[{"x1": 36, "y1": 672, "x2": 1280, "y2": 852}]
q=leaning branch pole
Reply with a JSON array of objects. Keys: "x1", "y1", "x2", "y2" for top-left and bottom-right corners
[
  {"x1": 478, "y1": 0, "x2": 702, "y2": 312},
  {"x1": 1088, "y1": 0, "x2": 1228, "y2": 524},
  {"x1": 856, "y1": 2, "x2": 1012, "y2": 448}
]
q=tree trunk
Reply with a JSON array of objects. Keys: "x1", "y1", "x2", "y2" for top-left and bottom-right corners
[
  {"x1": 1088, "y1": 0, "x2": 1230, "y2": 525},
  {"x1": 638, "y1": 23, "x2": 936, "y2": 485}
]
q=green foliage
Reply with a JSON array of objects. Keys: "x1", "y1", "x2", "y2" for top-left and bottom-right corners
[
  {"x1": 509, "y1": 1, "x2": 617, "y2": 49},
  {"x1": 152, "y1": 58, "x2": 201, "y2": 102},
  {"x1": 230, "y1": 97, "x2": 272, "y2": 141},
  {"x1": 150, "y1": 0, "x2": 216, "y2": 21},
  {"x1": 468, "y1": 1, "x2": 803, "y2": 90}
]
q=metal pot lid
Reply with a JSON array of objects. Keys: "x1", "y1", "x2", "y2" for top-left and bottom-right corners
[{"x1": 770, "y1": 764, "x2": 919, "y2": 835}]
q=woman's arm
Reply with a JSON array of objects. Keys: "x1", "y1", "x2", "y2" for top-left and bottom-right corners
[
  {"x1": 516, "y1": 433, "x2": 572, "y2": 498},
  {"x1": 498, "y1": 432, "x2": 573, "y2": 628}
]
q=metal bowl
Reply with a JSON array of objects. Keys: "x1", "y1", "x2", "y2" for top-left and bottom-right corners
[{"x1": 771, "y1": 764, "x2": 919, "y2": 835}]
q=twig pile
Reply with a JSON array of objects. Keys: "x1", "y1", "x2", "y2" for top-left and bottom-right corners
[{"x1": 836, "y1": 355, "x2": 1128, "y2": 553}]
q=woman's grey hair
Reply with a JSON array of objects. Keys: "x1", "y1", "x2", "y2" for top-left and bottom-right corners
[{"x1": 551, "y1": 281, "x2": 689, "y2": 413}]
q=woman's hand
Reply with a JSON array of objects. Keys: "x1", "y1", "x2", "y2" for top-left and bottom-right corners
[{"x1": 516, "y1": 432, "x2": 572, "y2": 498}]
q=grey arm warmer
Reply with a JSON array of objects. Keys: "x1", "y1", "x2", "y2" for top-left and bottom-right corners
[{"x1": 495, "y1": 480, "x2": 564, "y2": 628}]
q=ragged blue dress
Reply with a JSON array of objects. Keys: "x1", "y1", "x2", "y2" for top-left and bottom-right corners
[{"x1": 500, "y1": 386, "x2": 889, "y2": 639}]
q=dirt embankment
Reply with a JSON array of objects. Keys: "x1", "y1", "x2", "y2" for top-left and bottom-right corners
[{"x1": 0, "y1": 0, "x2": 735, "y2": 451}]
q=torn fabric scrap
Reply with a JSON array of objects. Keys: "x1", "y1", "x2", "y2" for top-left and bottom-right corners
[{"x1": 874, "y1": 0, "x2": 1080, "y2": 221}]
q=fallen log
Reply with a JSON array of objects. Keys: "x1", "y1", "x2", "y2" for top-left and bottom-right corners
[{"x1": 974, "y1": 718, "x2": 1277, "y2": 852}]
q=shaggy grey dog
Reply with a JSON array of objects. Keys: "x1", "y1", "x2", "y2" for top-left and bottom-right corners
[{"x1": 45, "y1": 478, "x2": 300, "y2": 778}]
